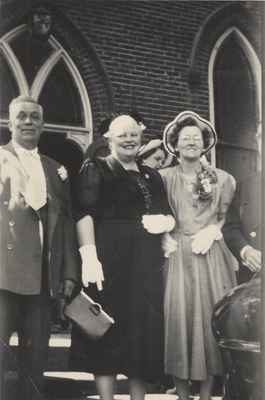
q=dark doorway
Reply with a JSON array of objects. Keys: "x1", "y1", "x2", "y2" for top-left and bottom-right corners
[
  {"x1": 39, "y1": 132, "x2": 84, "y2": 180},
  {"x1": 214, "y1": 33, "x2": 258, "y2": 182},
  {"x1": 0, "y1": 127, "x2": 11, "y2": 146}
]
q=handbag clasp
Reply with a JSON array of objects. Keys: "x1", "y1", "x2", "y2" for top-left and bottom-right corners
[{"x1": 89, "y1": 303, "x2": 102, "y2": 316}]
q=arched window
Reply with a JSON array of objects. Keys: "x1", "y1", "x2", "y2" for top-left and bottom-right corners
[
  {"x1": 0, "y1": 25, "x2": 92, "y2": 158},
  {"x1": 209, "y1": 27, "x2": 261, "y2": 182}
]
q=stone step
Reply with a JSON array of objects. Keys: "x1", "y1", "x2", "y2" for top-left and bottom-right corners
[
  {"x1": 10, "y1": 332, "x2": 71, "y2": 371},
  {"x1": 44, "y1": 372, "x2": 223, "y2": 399},
  {"x1": 9, "y1": 332, "x2": 71, "y2": 348},
  {"x1": 85, "y1": 396, "x2": 223, "y2": 399},
  {"x1": 8, "y1": 334, "x2": 224, "y2": 399},
  {"x1": 3, "y1": 371, "x2": 223, "y2": 399},
  {"x1": 44, "y1": 372, "x2": 129, "y2": 398}
]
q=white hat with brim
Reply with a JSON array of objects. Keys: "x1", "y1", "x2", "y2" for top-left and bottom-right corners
[
  {"x1": 163, "y1": 110, "x2": 217, "y2": 157},
  {"x1": 103, "y1": 115, "x2": 143, "y2": 138}
]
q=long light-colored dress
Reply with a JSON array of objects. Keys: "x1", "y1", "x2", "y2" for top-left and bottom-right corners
[{"x1": 160, "y1": 165, "x2": 238, "y2": 381}]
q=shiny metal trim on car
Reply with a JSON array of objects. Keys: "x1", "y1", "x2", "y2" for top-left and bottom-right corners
[{"x1": 219, "y1": 338, "x2": 260, "y2": 353}]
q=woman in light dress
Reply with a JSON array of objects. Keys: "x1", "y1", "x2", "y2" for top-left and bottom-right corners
[{"x1": 160, "y1": 111, "x2": 238, "y2": 400}]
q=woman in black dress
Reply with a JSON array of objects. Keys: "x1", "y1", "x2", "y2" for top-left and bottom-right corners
[{"x1": 70, "y1": 115, "x2": 175, "y2": 400}]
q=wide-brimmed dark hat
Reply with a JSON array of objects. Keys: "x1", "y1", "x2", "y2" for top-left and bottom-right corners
[{"x1": 163, "y1": 111, "x2": 217, "y2": 157}]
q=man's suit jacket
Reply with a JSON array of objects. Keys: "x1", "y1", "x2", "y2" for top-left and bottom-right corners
[
  {"x1": 223, "y1": 172, "x2": 261, "y2": 282},
  {"x1": 0, "y1": 142, "x2": 80, "y2": 297}
]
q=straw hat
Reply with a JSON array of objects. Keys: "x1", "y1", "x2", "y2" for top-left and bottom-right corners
[{"x1": 163, "y1": 111, "x2": 217, "y2": 157}]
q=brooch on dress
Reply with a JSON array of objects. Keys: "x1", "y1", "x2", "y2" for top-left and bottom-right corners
[
  {"x1": 57, "y1": 166, "x2": 68, "y2": 181},
  {"x1": 193, "y1": 161, "x2": 217, "y2": 201}
]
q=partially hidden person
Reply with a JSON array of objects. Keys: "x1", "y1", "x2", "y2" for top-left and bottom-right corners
[
  {"x1": 137, "y1": 139, "x2": 166, "y2": 170},
  {"x1": 222, "y1": 125, "x2": 262, "y2": 283}
]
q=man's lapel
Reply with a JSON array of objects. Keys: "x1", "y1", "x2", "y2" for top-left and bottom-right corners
[
  {"x1": 1, "y1": 142, "x2": 28, "y2": 199},
  {"x1": 40, "y1": 155, "x2": 60, "y2": 251}
]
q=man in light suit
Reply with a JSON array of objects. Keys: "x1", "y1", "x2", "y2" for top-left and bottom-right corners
[
  {"x1": 0, "y1": 95, "x2": 80, "y2": 399},
  {"x1": 223, "y1": 128, "x2": 262, "y2": 283}
]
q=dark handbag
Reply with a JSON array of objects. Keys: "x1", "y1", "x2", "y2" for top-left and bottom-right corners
[{"x1": 64, "y1": 290, "x2": 114, "y2": 340}]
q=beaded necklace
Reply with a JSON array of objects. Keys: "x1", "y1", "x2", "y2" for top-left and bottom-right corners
[{"x1": 135, "y1": 173, "x2": 152, "y2": 213}]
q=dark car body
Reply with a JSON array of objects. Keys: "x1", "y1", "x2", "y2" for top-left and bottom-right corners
[{"x1": 212, "y1": 275, "x2": 261, "y2": 400}]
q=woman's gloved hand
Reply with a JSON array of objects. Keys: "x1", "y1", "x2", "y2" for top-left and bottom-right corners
[
  {"x1": 79, "y1": 244, "x2": 104, "y2": 291},
  {"x1": 191, "y1": 225, "x2": 222, "y2": 255},
  {"x1": 162, "y1": 232, "x2": 178, "y2": 258},
  {"x1": 142, "y1": 214, "x2": 175, "y2": 234}
]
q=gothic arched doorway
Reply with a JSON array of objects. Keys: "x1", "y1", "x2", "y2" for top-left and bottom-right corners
[{"x1": 210, "y1": 28, "x2": 261, "y2": 183}]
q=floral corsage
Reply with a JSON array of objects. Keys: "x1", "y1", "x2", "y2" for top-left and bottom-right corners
[
  {"x1": 57, "y1": 166, "x2": 68, "y2": 181},
  {"x1": 193, "y1": 159, "x2": 217, "y2": 202}
]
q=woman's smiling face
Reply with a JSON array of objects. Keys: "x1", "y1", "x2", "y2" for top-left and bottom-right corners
[
  {"x1": 176, "y1": 125, "x2": 204, "y2": 161},
  {"x1": 109, "y1": 117, "x2": 142, "y2": 162}
]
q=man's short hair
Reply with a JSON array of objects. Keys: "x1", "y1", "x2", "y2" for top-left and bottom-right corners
[{"x1": 9, "y1": 95, "x2": 43, "y2": 117}]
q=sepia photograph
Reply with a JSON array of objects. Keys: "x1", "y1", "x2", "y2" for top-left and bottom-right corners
[{"x1": 0, "y1": 1, "x2": 263, "y2": 399}]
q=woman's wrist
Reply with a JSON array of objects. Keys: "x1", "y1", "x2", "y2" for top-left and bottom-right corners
[
  {"x1": 142, "y1": 214, "x2": 175, "y2": 234},
  {"x1": 79, "y1": 244, "x2": 98, "y2": 258},
  {"x1": 209, "y1": 224, "x2": 223, "y2": 240},
  {"x1": 165, "y1": 215, "x2": 175, "y2": 232}
]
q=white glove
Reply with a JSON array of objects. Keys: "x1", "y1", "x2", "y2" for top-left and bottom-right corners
[
  {"x1": 79, "y1": 244, "x2": 104, "y2": 291},
  {"x1": 142, "y1": 214, "x2": 175, "y2": 234},
  {"x1": 191, "y1": 225, "x2": 222, "y2": 255},
  {"x1": 162, "y1": 232, "x2": 178, "y2": 258}
]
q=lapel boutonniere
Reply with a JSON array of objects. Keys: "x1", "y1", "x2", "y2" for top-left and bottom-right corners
[{"x1": 57, "y1": 165, "x2": 68, "y2": 181}]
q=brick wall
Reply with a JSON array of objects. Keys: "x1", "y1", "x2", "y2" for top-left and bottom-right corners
[
  {"x1": 52, "y1": 0, "x2": 261, "y2": 138},
  {"x1": 0, "y1": 0, "x2": 262, "y2": 139},
  {"x1": 52, "y1": 0, "x2": 226, "y2": 137}
]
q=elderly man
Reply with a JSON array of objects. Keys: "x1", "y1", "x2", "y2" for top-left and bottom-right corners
[
  {"x1": 0, "y1": 95, "x2": 80, "y2": 399},
  {"x1": 223, "y1": 127, "x2": 262, "y2": 283}
]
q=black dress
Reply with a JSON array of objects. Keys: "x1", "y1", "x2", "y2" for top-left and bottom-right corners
[{"x1": 70, "y1": 155, "x2": 170, "y2": 383}]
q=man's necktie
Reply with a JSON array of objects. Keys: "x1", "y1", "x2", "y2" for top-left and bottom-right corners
[{"x1": 16, "y1": 149, "x2": 47, "y2": 210}]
